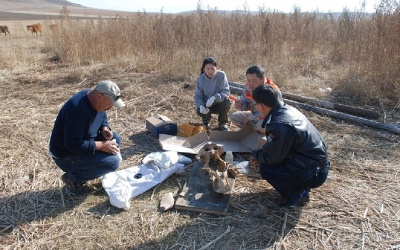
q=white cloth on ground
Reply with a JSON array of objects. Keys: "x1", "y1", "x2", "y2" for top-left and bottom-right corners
[{"x1": 101, "y1": 151, "x2": 191, "y2": 210}]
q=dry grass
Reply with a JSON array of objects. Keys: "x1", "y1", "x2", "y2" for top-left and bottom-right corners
[
  {"x1": 0, "y1": 9, "x2": 400, "y2": 250},
  {"x1": 38, "y1": 10, "x2": 400, "y2": 109}
]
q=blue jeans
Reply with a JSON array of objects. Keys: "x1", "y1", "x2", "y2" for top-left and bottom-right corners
[
  {"x1": 259, "y1": 161, "x2": 330, "y2": 201},
  {"x1": 53, "y1": 132, "x2": 122, "y2": 184}
]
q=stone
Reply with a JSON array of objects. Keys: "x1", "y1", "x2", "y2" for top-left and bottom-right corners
[{"x1": 159, "y1": 192, "x2": 175, "y2": 212}]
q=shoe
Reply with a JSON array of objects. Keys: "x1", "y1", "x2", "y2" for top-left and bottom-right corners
[
  {"x1": 202, "y1": 121, "x2": 209, "y2": 129},
  {"x1": 280, "y1": 191, "x2": 310, "y2": 208},
  {"x1": 61, "y1": 173, "x2": 76, "y2": 190},
  {"x1": 61, "y1": 173, "x2": 89, "y2": 195},
  {"x1": 218, "y1": 124, "x2": 229, "y2": 131}
]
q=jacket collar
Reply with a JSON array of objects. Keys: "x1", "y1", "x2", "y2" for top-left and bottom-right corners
[{"x1": 261, "y1": 101, "x2": 284, "y2": 128}]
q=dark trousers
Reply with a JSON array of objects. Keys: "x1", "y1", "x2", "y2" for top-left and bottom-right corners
[
  {"x1": 196, "y1": 98, "x2": 231, "y2": 125},
  {"x1": 259, "y1": 161, "x2": 330, "y2": 201},
  {"x1": 53, "y1": 132, "x2": 122, "y2": 184}
]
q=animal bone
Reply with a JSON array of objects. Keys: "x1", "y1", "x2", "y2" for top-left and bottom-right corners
[
  {"x1": 215, "y1": 155, "x2": 228, "y2": 172},
  {"x1": 204, "y1": 168, "x2": 231, "y2": 194},
  {"x1": 197, "y1": 143, "x2": 233, "y2": 194},
  {"x1": 199, "y1": 151, "x2": 211, "y2": 167},
  {"x1": 228, "y1": 168, "x2": 239, "y2": 178}
]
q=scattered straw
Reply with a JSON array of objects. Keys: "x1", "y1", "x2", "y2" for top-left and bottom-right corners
[{"x1": 0, "y1": 26, "x2": 399, "y2": 249}]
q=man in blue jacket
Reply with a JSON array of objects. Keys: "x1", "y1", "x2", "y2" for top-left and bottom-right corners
[
  {"x1": 250, "y1": 84, "x2": 330, "y2": 207},
  {"x1": 49, "y1": 80, "x2": 125, "y2": 194}
]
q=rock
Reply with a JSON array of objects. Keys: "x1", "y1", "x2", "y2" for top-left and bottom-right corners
[{"x1": 159, "y1": 192, "x2": 175, "y2": 212}]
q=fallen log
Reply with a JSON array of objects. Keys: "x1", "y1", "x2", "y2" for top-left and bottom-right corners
[
  {"x1": 228, "y1": 82, "x2": 400, "y2": 135},
  {"x1": 229, "y1": 86, "x2": 245, "y2": 96},
  {"x1": 228, "y1": 82, "x2": 246, "y2": 89},
  {"x1": 285, "y1": 99, "x2": 400, "y2": 135},
  {"x1": 228, "y1": 82, "x2": 380, "y2": 120},
  {"x1": 282, "y1": 92, "x2": 380, "y2": 119}
]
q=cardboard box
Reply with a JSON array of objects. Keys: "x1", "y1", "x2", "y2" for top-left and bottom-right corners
[
  {"x1": 159, "y1": 125, "x2": 265, "y2": 154},
  {"x1": 176, "y1": 123, "x2": 207, "y2": 137},
  {"x1": 146, "y1": 115, "x2": 177, "y2": 138}
]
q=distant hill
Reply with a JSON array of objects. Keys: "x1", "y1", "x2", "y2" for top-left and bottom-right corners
[
  {"x1": 0, "y1": 0, "x2": 81, "y2": 7},
  {"x1": 0, "y1": 0, "x2": 81, "y2": 10},
  {"x1": 0, "y1": 0, "x2": 138, "y2": 20},
  {"x1": 40, "y1": 0, "x2": 81, "y2": 5},
  {"x1": 0, "y1": 0, "x2": 365, "y2": 22}
]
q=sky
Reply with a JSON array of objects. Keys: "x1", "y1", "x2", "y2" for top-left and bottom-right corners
[{"x1": 68, "y1": 0, "x2": 380, "y2": 13}]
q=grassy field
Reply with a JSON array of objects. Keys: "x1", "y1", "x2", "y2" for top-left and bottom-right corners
[{"x1": 0, "y1": 7, "x2": 399, "y2": 250}]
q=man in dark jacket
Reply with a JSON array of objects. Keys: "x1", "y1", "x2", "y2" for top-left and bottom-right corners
[
  {"x1": 49, "y1": 80, "x2": 125, "y2": 194},
  {"x1": 250, "y1": 84, "x2": 330, "y2": 207}
]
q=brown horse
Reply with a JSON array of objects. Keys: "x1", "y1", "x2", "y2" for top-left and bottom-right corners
[
  {"x1": 0, "y1": 25, "x2": 10, "y2": 36},
  {"x1": 26, "y1": 23, "x2": 42, "y2": 36}
]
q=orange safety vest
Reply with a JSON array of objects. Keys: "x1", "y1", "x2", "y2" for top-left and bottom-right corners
[{"x1": 244, "y1": 79, "x2": 280, "y2": 119}]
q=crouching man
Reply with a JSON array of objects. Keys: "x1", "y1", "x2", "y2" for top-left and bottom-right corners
[
  {"x1": 250, "y1": 84, "x2": 330, "y2": 207},
  {"x1": 49, "y1": 80, "x2": 125, "y2": 194}
]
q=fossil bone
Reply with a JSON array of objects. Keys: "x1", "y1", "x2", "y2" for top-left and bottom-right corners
[{"x1": 197, "y1": 142, "x2": 236, "y2": 193}]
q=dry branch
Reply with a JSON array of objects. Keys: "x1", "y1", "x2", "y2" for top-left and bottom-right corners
[{"x1": 198, "y1": 226, "x2": 231, "y2": 250}]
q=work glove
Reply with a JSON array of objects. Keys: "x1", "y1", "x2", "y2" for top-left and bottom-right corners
[
  {"x1": 206, "y1": 96, "x2": 216, "y2": 107},
  {"x1": 199, "y1": 105, "x2": 209, "y2": 114}
]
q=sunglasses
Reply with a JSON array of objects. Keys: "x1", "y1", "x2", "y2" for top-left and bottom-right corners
[{"x1": 101, "y1": 93, "x2": 122, "y2": 101}]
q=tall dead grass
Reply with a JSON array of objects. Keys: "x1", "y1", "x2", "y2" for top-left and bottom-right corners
[
  {"x1": 40, "y1": 10, "x2": 400, "y2": 108},
  {"x1": 335, "y1": 10, "x2": 400, "y2": 107}
]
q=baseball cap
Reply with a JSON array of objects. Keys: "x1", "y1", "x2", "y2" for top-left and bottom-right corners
[{"x1": 95, "y1": 80, "x2": 125, "y2": 108}]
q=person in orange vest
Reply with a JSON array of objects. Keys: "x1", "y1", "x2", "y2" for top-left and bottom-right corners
[{"x1": 231, "y1": 65, "x2": 281, "y2": 133}]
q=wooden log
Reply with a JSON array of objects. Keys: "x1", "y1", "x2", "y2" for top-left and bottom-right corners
[
  {"x1": 229, "y1": 86, "x2": 245, "y2": 96},
  {"x1": 284, "y1": 99, "x2": 400, "y2": 135},
  {"x1": 229, "y1": 82, "x2": 245, "y2": 89},
  {"x1": 228, "y1": 82, "x2": 400, "y2": 135},
  {"x1": 228, "y1": 82, "x2": 380, "y2": 120},
  {"x1": 282, "y1": 92, "x2": 380, "y2": 120}
]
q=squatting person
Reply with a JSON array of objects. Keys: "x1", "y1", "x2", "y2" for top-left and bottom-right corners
[
  {"x1": 250, "y1": 84, "x2": 330, "y2": 207},
  {"x1": 194, "y1": 57, "x2": 231, "y2": 131},
  {"x1": 49, "y1": 80, "x2": 125, "y2": 193},
  {"x1": 231, "y1": 65, "x2": 281, "y2": 133}
]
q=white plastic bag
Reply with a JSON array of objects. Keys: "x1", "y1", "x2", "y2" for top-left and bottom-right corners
[
  {"x1": 142, "y1": 151, "x2": 191, "y2": 169},
  {"x1": 236, "y1": 161, "x2": 249, "y2": 175},
  {"x1": 102, "y1": 151, "x2": 190, "y2": 210}
]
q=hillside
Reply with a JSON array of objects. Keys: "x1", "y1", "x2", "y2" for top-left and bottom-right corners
[{"x1": 0, "y1": 0, "x2": 138, "y2": 19}]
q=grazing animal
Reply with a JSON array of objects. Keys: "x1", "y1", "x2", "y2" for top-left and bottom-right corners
[
  {"x1": 0, "y1": 25, "x2": 10, "y2": 36},
  {"x1": 26, "y1": 23, "x2": 42, "y2": 36}
]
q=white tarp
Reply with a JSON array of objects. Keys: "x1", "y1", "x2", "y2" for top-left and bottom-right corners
[{"x1": 101, "y1": 151, "x2": 191, "y2": 210}]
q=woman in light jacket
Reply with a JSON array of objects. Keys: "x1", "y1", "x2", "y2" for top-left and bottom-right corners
[{"x1": 194, "y1": 57, "x2": 231, "y2": 131}]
